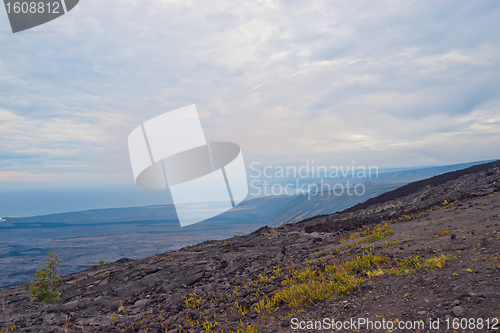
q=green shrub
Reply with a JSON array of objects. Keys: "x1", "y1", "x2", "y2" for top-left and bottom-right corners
[{"x1": 29, "y1": 248, "x2": 62, "y2": 303}]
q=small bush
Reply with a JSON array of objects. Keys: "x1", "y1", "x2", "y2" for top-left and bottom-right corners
[
  {"x1": 185, "y1": 293, "x2": 201, "y2": 310},
  {"x1": 29, "y1": 248, "x2": 62, "y2": 303},
  {"x1": 425, "y1": 254, "x2": 450, "y2": 269},
  {"x1": 436, "y1": 229, "x2": 451, "y2": 237},
  {"x1": 358, "y1": 222, "x2": 394, "y2": 244},
  {"x1": 339, "y1": 232, "x2": 360, "y2": 243}
]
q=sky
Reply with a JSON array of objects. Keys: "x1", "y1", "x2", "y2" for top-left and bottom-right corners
[{"x1": 1, "y1": 0, "x2": 500, "y2": 216}]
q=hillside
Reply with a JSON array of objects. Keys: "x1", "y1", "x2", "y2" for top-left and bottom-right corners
[
  {"x1": 1, "y1": 160, "x2": 499, "y2": 333},
  {"x1": 1, "y1": 161, "x2": 490, "y2": 290},
  {"x1": 0, "y1": 182, "x2": 400, "y2": 289}
]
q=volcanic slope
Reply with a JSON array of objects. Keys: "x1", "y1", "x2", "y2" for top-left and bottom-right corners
[{"x1": 1, "y1": 160, "x2": 500, "y2": 333}]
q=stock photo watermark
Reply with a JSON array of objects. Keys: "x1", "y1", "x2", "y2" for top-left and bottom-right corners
[
  {"x1": 3, "y1": 0, "x2": 79, "y2": 33},
  {"x1": 128, "y1": 105, "x2": 248, "y2": 227},
  {"x1": 249, "y1": 161, "x2": 379, "y2": 199}
]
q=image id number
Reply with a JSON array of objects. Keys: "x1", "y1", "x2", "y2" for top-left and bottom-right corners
[
  {"x1": 5, "y1": 2, "x2": 61, "y2": 14},
  {"x1": 445, "y1": 318, "x2": 499, "y2": 330}
]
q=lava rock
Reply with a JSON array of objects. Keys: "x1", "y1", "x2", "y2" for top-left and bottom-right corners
[
  {"x1": 360, "y1": 280, "x2": 374, "y2": 290},
  {"x1": 133, "y1": 299, "x2": 150, "y2": 308},
  {"x1": 452, "y1": 306, "x2": 465, "y2": 317}
]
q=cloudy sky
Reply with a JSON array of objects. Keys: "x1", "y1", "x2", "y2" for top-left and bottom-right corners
[{"x1": 1, "y1": 0, "x2": 500, "y2": 215}]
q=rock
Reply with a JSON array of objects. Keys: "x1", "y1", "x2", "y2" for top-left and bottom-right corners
[
  {"x1": 175, "y1": 302, "x2": 185, "y2": 312},
  {"x1": 239, "y1": 298, "x2": 250, "y2": 309},
  {"x1": 305, "y1": 224, "x2": 332, "y2": 233},
  {"x1": 124, "y1": 329, "x2": 135, "y2": 333},
  {"x1": 452, "y1": 306, "x2": 465, "y2": 317},
  {"x1": 360, "y1": 280, "x2": 374, "y2": 290},
  {"x1": 102, "y1": 328, "x2": 120, "y2": 333},
  {"x1": 148, "y1": 326, "x2": 162, "y2": 333},
  {"x1": 184, "y1": 271, "x2": 204, "y2": 286},
  {"x1": 262, "y1": 285, "x2": 276, "y2": 293},
  {"x1": 187, "y1": 309, "x2": 199, "y2": 320},
  {"x1": 226, "y1": 314, "x2": 241, "y2": 322},
  {"x1": 227, "y1": 261, "x2": 243, "y2": 274},
  {"x1": 164, "y1": 283, "x2": 181, "y2": 292},
  {"x1": 99, "y1": 277, "x2": 109, "y2": 286},
  {"x1": 161, "y1": 303, "x2": 171, "y2": 312},
  {"x1": 451, "y1": 234, "x2": 456, "y2": 239},
  {"x1": 312, "y1": 238, "x2": 323, "y2": 244},
  {"x1": 133, "y1": 299, "x2": 150, "y2": 308}
]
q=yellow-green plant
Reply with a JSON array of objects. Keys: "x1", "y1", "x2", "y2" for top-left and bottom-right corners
[
  {"x1": 339, "y1": 232, "x2": 360, "y2": 243},
  {"x1": 265, "y1": 254, "x2": 387, "y2": 310},
  {"x1": 0, "y1": 325, "x2": 16, "y2": 333},
  {"x1": 262, "y1": 230, "x2": 277, "y2": 238},
  {"x1": 361, "y1": 222, "x2": 394, "y2": 243},
  {"x1": 258, "y1": 274, "x2": 271, "y2": 284},
  {"x1": 383, "y1": 239, "x2": 400, "y2": 247},
  {"x1": 185, "y1": 293, "x2": 201, "y2": 310},
  {"x1": 254, "y1": 295, "x2": 278, "y2": 314},
  {"x1": 436, "y1": 229, "x2": 451, "y2": 237},
  {"x1": 202, "y1": 320, "x2": 218, "y2": 332},
  {"x1": 425, "y1": 254, "x2": 450, "y2": 269},
  {"x1": 110, "y1": 312, "x2": 119, "y2": 323},
  {"x1": 239, "y1": 321, "x2": 258, "y2": 333},
  {"x1": 29, "y1": 248, "x2": 62, "y2": 303},
  {"x1": 235, "y1": 300, "x2": 249, "y2": 316}
]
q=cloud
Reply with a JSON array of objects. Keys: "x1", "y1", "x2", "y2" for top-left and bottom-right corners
[
  {"x1": 0, "y1": 108, "x2": 135, "y2": 174},
  {"x1": 1, "y1": 0, "x2": 500, "y2": 186}
]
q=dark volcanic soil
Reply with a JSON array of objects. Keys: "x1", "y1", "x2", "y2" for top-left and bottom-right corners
[{"x1": 1, "y1": 161, "x2": 500, "y2": 333}]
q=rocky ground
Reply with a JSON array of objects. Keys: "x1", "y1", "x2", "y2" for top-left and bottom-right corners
[{"x1": 1, "y1": 160, "x2": 500, "y2": 333}]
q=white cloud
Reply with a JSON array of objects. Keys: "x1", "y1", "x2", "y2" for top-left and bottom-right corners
[{"x1": 1, "y1": 0, "x2": 500, "y2": 184}]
